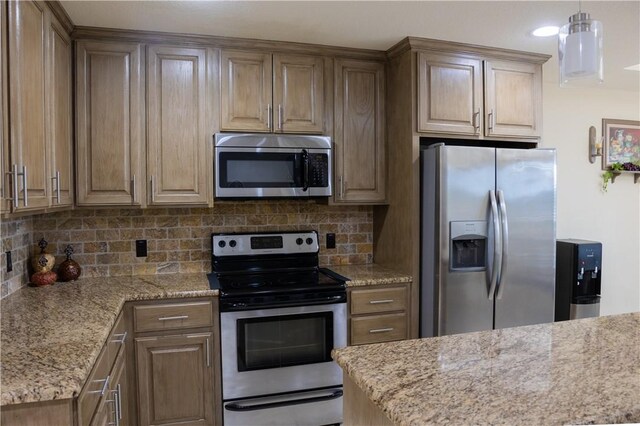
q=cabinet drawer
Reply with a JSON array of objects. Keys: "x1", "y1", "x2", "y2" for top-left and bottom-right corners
[
  {"x1": 350, "y1": 287, "x2": 407, "y2": 315},
  {"x1": 106, "y1": 313, "x2": 126, "y2": 371},
  {"x1": 77, "y1": 343, "x2": 110, "y2": 426},
  {"x1": 350, "y1": 313, "x2": 407, "y2": 346},
  {"x1": 133, "y1": 301, "x2": 213, "y2": 333}
]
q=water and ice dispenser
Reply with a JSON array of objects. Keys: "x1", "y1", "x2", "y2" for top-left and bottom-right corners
[
  {"x1": 450, "y1": 221, "x2": 487, "y2": 271},
  {"x1": 555, "y1": 239, "x2": 602, "y2": 321}
]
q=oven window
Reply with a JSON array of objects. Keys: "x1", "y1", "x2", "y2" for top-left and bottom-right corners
[
  {"x1": 219, "y1": 152, "x2": 303, "y2": 188},
  {"x1": 237, "y1": 312, "x2": 333, "y2": 371}
]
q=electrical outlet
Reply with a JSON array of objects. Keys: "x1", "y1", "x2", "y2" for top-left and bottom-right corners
[
  {"x1": 326, "y1": 233, "x2": 336, "y2": 249},
  {"x1": 135, "y1": 240, "x2": 148, "y2": 257},
  {"x1": 6, "y1": 251, "x2": 12, "y2": 272}
]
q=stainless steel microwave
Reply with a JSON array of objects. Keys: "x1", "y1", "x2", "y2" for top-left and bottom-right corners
[{"x1": 214, "y1": 133, "x2": 332, "y2": 198}]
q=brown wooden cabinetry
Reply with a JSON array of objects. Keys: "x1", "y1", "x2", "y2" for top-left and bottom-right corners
[
  {"x1": 221, "y1": 50, "x2": 324, "y2": 133},
  {"x1": 75, "y1": 40, "x2": 145, "y2": 206},
  {"x1": 2, "y1": 0, "x2": 73, "y2": 214},
  {"x1": 334, "y1": 59, "x2": 386, "y2": 204},
  {"x1": 131, "y1": 298, "x2": 220, "y2": 426},
  {"x1": 0, "y1": 0, "x2": 8, "y2": 214},
  {"x1": 417, "y1": 51, "x2": 542, "y2": 139},
  {"x1": 348, "y1": 284, "x2": 409, "y2": 346},
  {"x1": 147, "y1": 45, "x2": 215, "y2": 206}
]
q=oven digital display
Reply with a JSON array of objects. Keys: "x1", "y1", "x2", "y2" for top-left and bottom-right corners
[{"x1": 251, "y1": 236, "x2": 284, "y2": 250}]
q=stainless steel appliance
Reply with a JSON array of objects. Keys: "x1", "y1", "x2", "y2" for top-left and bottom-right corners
[
  {"x1": 208, "y1": 231, "x2": 347, "y2": 426},
  {"x1": 421, "y1": 144, "x2": 557, "y2": 337},
  {"x1": 555, "y1": 239, "x2": 601, "y2": 321},
  {"x1": 214, "y1": 133, "x2": 332, "y2": 198}
]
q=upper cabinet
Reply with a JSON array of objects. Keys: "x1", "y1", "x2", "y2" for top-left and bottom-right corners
[
  {"x1": 147, "y1": 45, "x2": 215, "y2": 205},
  {"x1": 221, "y1": 50, "x2": 325, "y2": 134},
  {"x1": 417, "y1": 51, "x2": 543, "y2": 140},
  {"x1": 334, "y1": 59, "x2": 386, "y2": 204},
  {"x1": 1, "y1": 1, "x2": 9, "y2": 214},
  {"x1": 4, "y1": 0, "x2": 73, "y2": 213},
  {"x1": 75, "y1": 40, "x2": 145, "y2": 206}
]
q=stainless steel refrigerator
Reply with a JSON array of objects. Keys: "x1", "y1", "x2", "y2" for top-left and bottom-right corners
[{"x1": 420, "y1": 144, "x2": 556, "y2": 337}]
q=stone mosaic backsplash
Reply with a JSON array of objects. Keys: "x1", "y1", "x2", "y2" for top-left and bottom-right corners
[
  {"x1": 1, "y1": 201, "x2": 373, "y2": 298},
  {"x1": 1, "y1": 217, "x2": 32, "y2": 298}
]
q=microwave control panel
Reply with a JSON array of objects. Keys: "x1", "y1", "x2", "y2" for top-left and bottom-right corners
[{"x1": 309, "y1": 154, "x2": 329, "y2": 187}]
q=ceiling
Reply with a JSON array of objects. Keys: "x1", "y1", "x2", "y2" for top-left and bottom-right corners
[{"x1": 61, "y1": 1, "x2": 640, "y2": 92}]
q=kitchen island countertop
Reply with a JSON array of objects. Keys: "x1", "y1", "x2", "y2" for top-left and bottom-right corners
[{"x1": 333, "y1": 312, "x2": 640, "y2": 425}]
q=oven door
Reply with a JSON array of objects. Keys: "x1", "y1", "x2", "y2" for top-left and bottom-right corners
[
  {"x1": 215, "y1": 147, "x2": 331, "y2": 198},
  {"x1": 220, "y1": 302, "x2": 346, "y2": 400}
]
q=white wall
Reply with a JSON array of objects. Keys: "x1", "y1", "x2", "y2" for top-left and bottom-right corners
[{"x1": 541, "y1": 80, "x2": 640, "y2": 315}]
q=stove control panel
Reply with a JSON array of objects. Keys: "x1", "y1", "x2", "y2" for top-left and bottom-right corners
[{"x1": 213, "y1": 232, "x2": 319, "y2": 257}]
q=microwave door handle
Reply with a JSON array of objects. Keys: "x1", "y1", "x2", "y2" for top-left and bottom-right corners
[{"x1": 302, "y1": 149, "x2": 309, "y2": 191}]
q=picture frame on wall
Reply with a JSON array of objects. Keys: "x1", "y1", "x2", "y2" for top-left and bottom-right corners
[{"x1": 602, "y1": 118, "x2": 640, "y2": 169}]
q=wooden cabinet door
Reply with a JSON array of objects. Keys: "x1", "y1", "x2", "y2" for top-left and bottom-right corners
[
  {"x1": 136, "y1": 333, "x2": 214, "y2": 426},
  {"x1": 147, "y1": 46, "x2": 212, "y2": 205},
  {"x1": 273, "y1": 54, "x2": 324, "y2": 133},
  {"x1": 334, "y1": 59, "x2": 386, "y2": 203},
  {"x1": 46, "y1": 13, "x2": 73, "y2": 209},
  {"x1": 7, "y1": 0, "x2": 49, "y2": 211},
  {"x1": 220, "y1": 50, "x2": 271, "y2": 132},
  {"x1": 417, "y1": 52, "x2": 482, "y2": 135},
  {"x1": 76, "y1": 41, "x2": 145, "y2": 206},
  {"x1": 0, "y1": 0, "x2": 9, "y2": 214},
  {"x1": 484, "y1": 60, "x2": 542, "y2": 138}
]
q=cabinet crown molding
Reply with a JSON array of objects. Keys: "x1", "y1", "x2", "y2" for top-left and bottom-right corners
[
  {"x1": 71, "y1": 26, "x2": 387, "y2": 61},
  {"x1": 386, "y1": 36, "x2": 551, "y2": 64}
]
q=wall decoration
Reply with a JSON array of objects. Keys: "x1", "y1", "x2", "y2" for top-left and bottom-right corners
[{"x1": 602, "y1": 118, "x2": 640, "y2": 169}]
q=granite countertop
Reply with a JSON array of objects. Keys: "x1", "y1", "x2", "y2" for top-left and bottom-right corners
[
  {"x1": 328, "y1": 264, "x2": 412, "y2": 287},
  {"x1": 333, "y1": 313, "x2": 640, "y2": 426},
  {"x1": 1, "y1": 263, "x2": 406, "y2": 407},
  {"x1": 1, "y1": 273, "x2": 216, "y2": 406}
]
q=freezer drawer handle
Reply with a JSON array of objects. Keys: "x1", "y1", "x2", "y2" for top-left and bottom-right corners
[{"x1": 224, "y1": 389, "x2": 343, "y2": 412}]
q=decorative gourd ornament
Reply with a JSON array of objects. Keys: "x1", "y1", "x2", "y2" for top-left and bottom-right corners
[
  {"x1": 57, "y1": 245, "x2": 82, "y2": 282},
  {"x1": 31, "y1": 256, "x2": 58, "y2": 286},
  {"x1": 31, "y1": 238, "x2": 55, "y2": 273}
]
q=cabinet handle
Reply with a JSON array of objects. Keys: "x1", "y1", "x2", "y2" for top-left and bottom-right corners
[
  {"x1": 131, "y1": 174, "x2": 137, "y2": 204},
  {"x1": 158, "y1": 315, "x2": 188, "y2": 321},
  {"x1": 111, "y1": 331, "x2": 127, "y2": 345},
  {"x1": 88, "y1": 375, "x2": 110, "y2": 396},
  {"x1": 150, "y1": 175, "x2": 155, "y2": 204},
  {"x1": 369, "y1": 299, "x2": 394, "y2": 304},
  {"x1": 51, "y1": 172, "x2": 59, "y2": 204},
  {"x1": 473, "y1": 110, "x2": 480, "y2": 132},
  {"x1": 488, "y1": 109, "x2": 494, "y2": 131},
  {"x1": 20, "y1": 165, "x2": 27, "y2": 207},
  {"x1": 369, "y1": 327, "x2": 394, "y2": 334},
  {"x1": 206, "y1": 337, "x2": 211, "y2": 367},
  {"x1": 7, "y1": 164, "x2": 18, "y2": 209},
  {"x1": 278, "y1": 104, "x2": 283, "y2": 130},
  {"x1": 339, "y1": 175, "x2": 344, "y2": 199},
  {"x1": 267, "y1": 104, "x2": 272, "y2": 131},
  {"x1": 116, "y1": 384, "x2": 123, "y2": 421}
]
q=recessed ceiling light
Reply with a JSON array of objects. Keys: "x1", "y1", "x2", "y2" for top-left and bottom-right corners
[
  {"x1": 624, "y1": 64, "x2": 640, "y2": 72},
  {"x1": 532, "y1": 26, "x2": 560, "y2": 37}
]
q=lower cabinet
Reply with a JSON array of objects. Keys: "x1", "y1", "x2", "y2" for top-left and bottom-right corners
[
  {"x1": 348, "y1": 284, "x2": 410, "y2": 346},
  {"x1": 91, "y1": 349, "x2": 128, "y2": 426},
  {"x1": 130, "y1": 297, "x2": 220, "y2": 426},
  {"x1": 135, "y1": 333, "x2": 214, "y2": 426}
]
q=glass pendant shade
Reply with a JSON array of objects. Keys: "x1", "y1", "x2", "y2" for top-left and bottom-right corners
[{"x1": 558, "y1": 12, "x2": 603, "y2": 86}]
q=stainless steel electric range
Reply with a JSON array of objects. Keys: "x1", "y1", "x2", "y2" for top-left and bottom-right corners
[{"x1": 208, "y1": 231, "x2": 347, "y2": 426}]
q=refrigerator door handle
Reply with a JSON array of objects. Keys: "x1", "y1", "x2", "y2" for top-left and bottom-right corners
[
  {"x1": 488, "y1": 190, "x2": 502, "y2": 300},
  {"x1": 496, "y1": 189, "x2": 509, "y2": 299}
]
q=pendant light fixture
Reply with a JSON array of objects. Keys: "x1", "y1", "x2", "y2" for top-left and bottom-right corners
[{"x1": 558, "y1": 1, "x2": 603, "y2": 86}]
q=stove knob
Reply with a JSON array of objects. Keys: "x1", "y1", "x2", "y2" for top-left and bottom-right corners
[
  {"x1": 306, "y1": 237, "x2": 314, "y2": 245},
  {"x1": 296, "y1": 238, "x2": 303, "y2": 245},
  {"x1": 229, "y1": 240, "x2": 237, "y2": 248},
  {"x1": 218, "y1": 240, "x2": 226, "y2": 248}
]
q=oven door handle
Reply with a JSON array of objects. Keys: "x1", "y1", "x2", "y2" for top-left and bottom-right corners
[
  {"x1": 301, "y1": 149, "x2": 309, "y2": 192},
  {"x1": 224, "y1": 389, "x2": 343, "y2": 412}
]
